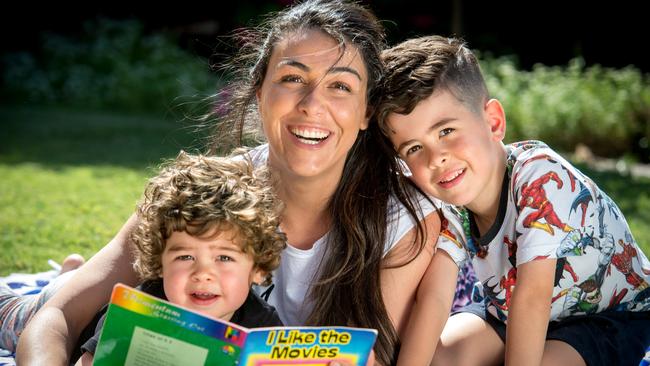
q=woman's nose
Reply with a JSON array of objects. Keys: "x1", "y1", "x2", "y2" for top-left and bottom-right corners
[{"x1": 297, "y1": 86, "x2": 326, "y2": 117}]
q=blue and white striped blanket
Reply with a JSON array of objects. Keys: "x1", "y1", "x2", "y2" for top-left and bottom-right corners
[{"x1": 0, "y1": 269, "x2": 59, "y2": 366}]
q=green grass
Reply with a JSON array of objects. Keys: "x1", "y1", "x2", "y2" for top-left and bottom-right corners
[
  {"x1": 0, "y1": 105, "x2": 204, "y2": 275},
  {"x1": 0, "y1": 164, "x2": 144, "y2": 273},
  {"x1": 1, "y1": 106, "x2": 649, "y2": 276}
]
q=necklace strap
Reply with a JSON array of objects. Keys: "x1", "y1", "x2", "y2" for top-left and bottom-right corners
[{"x1": 460, "y1": 208, "x2": 488, "y2": 258}]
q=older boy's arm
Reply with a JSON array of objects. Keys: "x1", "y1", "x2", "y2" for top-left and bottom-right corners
[
  {"x1": 505, "y1": 258, "x2": 556, "y2": 366},
  {"x1": 396, "y1": 250, "x2": 458, "y2": 366},
  {"x1": 381, "y1": 212, "x2": 440, "y2": 361},
  {"x1": 16, "y1": 214, "x2": 140, "y2": 365}
]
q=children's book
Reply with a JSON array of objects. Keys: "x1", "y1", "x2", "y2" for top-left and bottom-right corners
[{"x1": 93, "y1": 284, "x2": 377, "y2": 366}]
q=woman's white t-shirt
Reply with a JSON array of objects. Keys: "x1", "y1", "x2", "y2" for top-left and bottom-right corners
[{"x1": 246, "y1": 144, "x2": 461, "y2": 325}]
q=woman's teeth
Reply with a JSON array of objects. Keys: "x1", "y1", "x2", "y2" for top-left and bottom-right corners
[{"x1": 290, "y1": 128, "x2": 330, "y2": 144}]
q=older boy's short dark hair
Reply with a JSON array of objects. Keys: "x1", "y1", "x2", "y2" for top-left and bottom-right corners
[
  {"x1": 131, "y1": 151, "x2": 286, "y2": 286},
  {"x1": 376, "y1": 35, "x2": 489, "y2": 134}
]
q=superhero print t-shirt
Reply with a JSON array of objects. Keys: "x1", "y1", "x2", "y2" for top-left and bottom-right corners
[{"x1": 468, "y1": 140, "x2": 650, "y2": 322}]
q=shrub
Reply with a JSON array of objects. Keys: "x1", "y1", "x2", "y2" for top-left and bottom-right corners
[
  {"x1": 1, "y1": 18, "x2": 220, "y2": 114},
  {"x1": 482, "y1": 56, "x2": 650, "y2": 161}
]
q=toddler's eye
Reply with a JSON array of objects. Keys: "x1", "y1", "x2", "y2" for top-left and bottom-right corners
[
  {"x1": 176, "y1": 255, "x2": 194, "y2": 261},
  {"x1": 405, "y1": 145, "x2": 422, "y2": 156},
  {"x1": 217, "y1": 255, "x2": 234, "y2": 262},
  {"x1": 440, "y1": 128, "x2": 454, "y2": 137}
]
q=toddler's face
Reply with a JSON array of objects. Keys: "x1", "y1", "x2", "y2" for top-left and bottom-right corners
[
  {"x1": 161, "y1": 228, "x2": 264, "y2": 321},
  {"x1": 386, "y1": 90, "x2": 505, "y2": 214}
]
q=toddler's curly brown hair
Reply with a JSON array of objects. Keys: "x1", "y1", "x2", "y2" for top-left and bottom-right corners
[{"x1": 131, "y1": 151, "x2": 286, "y2": 286}]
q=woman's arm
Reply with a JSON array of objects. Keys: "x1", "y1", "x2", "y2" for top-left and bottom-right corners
[
  {"x1": 505, "y1": 258, "x2": 556, "y2": 366},
  {"x1": 16, "y1": 214, "x2": 140, "y2": 365},
  {"x1": 396, "y1": 250, "x2": 459, "y2": 366},
  {"x1": 380, "y1": 212, "x2": 439, "y2": 342}
]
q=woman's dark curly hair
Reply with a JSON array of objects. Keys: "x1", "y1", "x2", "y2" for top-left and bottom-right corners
[{"x1": 131, "y1": 151, "x2": 286, "y2": 286}]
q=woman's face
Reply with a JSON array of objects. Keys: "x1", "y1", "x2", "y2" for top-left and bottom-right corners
[{"x1": 256, "y1": 28, "x2": 369, "y2": 182}]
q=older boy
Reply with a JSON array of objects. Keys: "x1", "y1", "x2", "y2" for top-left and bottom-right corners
[
  {"x1": 76, "y1": 152, "x2": 286, "y2": 365},
  {"x1": 378, "y1": 35, "x2": 650, "y2": 366}
]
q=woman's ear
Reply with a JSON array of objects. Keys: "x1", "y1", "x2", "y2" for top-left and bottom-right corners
[
  {"x1": 360, "y1": 106, "x2": 372, "y2": 131},
  {"x1": 484, "y1": 98, "x2": 506, "y2": 141},
  {"x1": 360, "y1": 115, "x2": 370, "y2": 131},
  {"x1": 255, "y1": 89, "x2": 262, "y2": 117}
]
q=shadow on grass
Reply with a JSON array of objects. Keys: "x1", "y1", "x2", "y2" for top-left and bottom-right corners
[
  {"x1": 0, "y1": 105, "x2": 209, "y2": 170},
  {"x1": 574, "y1": 163, "x2": 650, "y2": 220}
]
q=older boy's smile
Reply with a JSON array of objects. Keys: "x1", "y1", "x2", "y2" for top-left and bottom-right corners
[{"x1": 437, "y1": 168, "x2": 466, "y2": 188}]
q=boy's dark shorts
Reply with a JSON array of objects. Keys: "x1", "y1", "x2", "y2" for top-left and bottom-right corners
[{"x1": 455, "y1": 301, "x2": 650, "y2": 366}]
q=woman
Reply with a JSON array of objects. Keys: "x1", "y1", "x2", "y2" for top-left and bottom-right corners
[{"x1": 16, "y1": 1, "x2": 473, "y2": 364}]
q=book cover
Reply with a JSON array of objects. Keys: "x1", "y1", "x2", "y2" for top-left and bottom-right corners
[{"x1": 93, "y1": 284, "x2": 377, "y2": 366}]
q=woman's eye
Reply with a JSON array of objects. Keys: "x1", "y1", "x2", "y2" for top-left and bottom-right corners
[
  {"x1": 405, "y1": 145, "x2": 422, "y2": 156},
  {"x1": 217, "y1": 255, "x2": 234, "y2": 262},
  {"x1": 176, "y1": 255, "x2": 194, "y2": 261},
  {"x1": 330, "y1": 81, "x2": 351, "y2": 92},
  {"x1": 280, "y1": 75, "x2": 303, "y2": 83},
  {"x1": 440, "y1": 127, "x2": 454, "y2": 137}
]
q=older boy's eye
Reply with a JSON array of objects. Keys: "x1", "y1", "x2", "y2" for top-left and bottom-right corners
[
  {"x1": 405, "y1": 145, "x2": 422, "y2": 156},
  {"x1": 176, "y1": 255, "x2": 194, "y2": 261},
  {"x1": 439, "y1": 128, "x2": 454, "y2": 137},
  {"x1": 217, "y1": 255, "x2": 234, "y2": 262}
]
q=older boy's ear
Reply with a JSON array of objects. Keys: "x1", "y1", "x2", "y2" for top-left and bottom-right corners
[{"x1": 484, "y1": 99, "x2": 506, "y2": 141}]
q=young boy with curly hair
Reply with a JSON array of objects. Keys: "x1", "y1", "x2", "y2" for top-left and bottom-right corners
[
  {"x1": 76, "y1": 152, "x2": 286, "y2": 366},
  {"x1": 376, "y1": 35, "x2": 650, "y2": 366}
]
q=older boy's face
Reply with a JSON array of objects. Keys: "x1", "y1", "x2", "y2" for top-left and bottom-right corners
[
  {"x1": 161, "y1": 228, "x2": 265, "y2": 321},
  {"x1": 387, "y1": 90, "x2": 506, "y2": 214}
]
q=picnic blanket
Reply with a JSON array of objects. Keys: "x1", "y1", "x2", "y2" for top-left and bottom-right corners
[
  {"x1": 2, "y1": 267, "x2": 649, "y2": 366},
  {"x1": 0, "y1": 267, "x2": 60, "y2": 366}
]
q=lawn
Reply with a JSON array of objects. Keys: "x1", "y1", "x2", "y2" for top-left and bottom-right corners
[
  {"x1": 1, "y1": 106, "x2": 649, "y2": 275},
  {"x1": 0, "y1": 106, "x2": 203, "y2": 275}
]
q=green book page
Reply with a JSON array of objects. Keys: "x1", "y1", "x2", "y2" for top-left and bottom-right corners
[{"x1": 93, "y1": 284, "x2": 246, "y2": 366}]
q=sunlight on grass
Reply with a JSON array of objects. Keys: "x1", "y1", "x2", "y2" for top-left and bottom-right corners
[
  {"x1": 1, "y1": 106, "x2": 648, "y2": 276},
  {"x1": 0, "y1": 163, "x2": 148, "y2": 275}
]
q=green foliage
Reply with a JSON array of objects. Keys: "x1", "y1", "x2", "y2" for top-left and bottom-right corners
[
  {"x1": 481, "y1": 56, "x2": 650, "y2": 161},
  {"x1": 1, "y1": 18, "x2": 220, "y2": 114}
]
